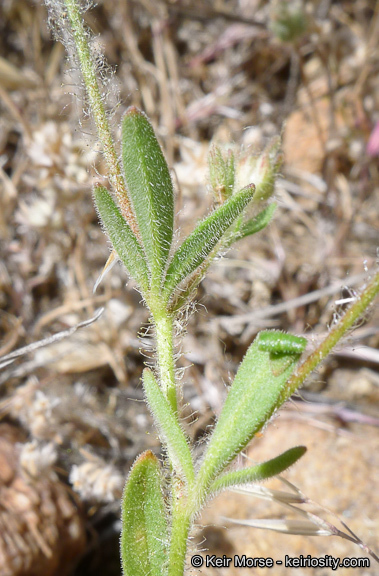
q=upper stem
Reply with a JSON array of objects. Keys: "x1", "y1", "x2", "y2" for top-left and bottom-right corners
[
  {"x1": 153, "y1": 310, "x2": 191, "y2": 576},
  {"x1": 63, "y1": 0, "x2": 139, "y2": 237},
  {"x1": 153, "y1": 309, "x2": 178, "y2": 414}
]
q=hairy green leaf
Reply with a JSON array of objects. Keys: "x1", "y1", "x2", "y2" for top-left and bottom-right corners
[
  {"x1": 120, "y1": 450, "x2": 168, "y2": 576},
  {"x1": 195, "y1": 330, "x2": 307, "y2": 500},
  {"x1": 238, "y1": 203, "x2": 276, "y2": 240},
  {"x1": 168, "y1": 203, "x2": 275, "y2": 311},
  {"x1": 93, "y1": 186, "x2": 150, "y2": 292},
  {"x1": 122, "y1": 107, "x2": 174, "y2": 288},
  {"x1": 210, "y1": 446, "x2": 306, "y2": 494},
  {"x1": 143, "y1": 369, "x2": 195, "y2": 486},
  {"x1": 257, "y1": 330, "x2": 307, "y2": 354},
  {"x1": 163, "y1": 184, "x2": 255, "y2": 300}
]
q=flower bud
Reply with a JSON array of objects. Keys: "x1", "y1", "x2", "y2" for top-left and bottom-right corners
[
  {"x1": 208, "y1": 144, "x2": 235, "y2": 202},
  {"x1": 237, "y1": 136, "x2": 283, "y2": 204}
]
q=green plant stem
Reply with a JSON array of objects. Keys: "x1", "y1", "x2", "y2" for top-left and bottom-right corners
[
  {"x1": 279, "y1": 270, "x2": 379, "y2": 404},
  {"x1": 153, "y1": 311, "x2": 177, "y2": 414},
  {"x1": 63, "y1": 0, "x2": 139, "y2": 237},
  {"x1": 167, "y1": 490, "x2": 192, "y2": 576},
  {"x1": 152, "y1": 311, "x2": 190, "y2": 575}
]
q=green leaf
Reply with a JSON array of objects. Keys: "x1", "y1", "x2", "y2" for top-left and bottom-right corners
[
  {"x1": 163, "y1": 184, "x2": 255, "y2": 301},
  {"x1": 238, "y1": 203, "x2": 276, "y2": 240},
  {"x1": 142, "y1": 369, "x2": 195, "y2": 487},
  {"x1": 210, "y1": 446, "x2": 306, "y2": 494},
  {"x1": 121, "y1": 450, "x2": 168, "y2": 576},
  {"x1": 122, "y1": 107, "x2": 174, "y2": 288},
  {"x1": 195, "y1": 330, "x2": 307, "y2": 501},
  {"x1": 168, "y1": 201, "x2": 275, "y2": 311},
  {"x1": 93, "y1": 186, "x2": 150, "y2": 292},
  {"x1": 257, "y1": 330, "x2": 307, "y2": 354}
]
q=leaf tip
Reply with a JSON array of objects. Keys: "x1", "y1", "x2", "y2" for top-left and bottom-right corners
[
  {"x1": 124, "y1": 105, "x2": 143, "y2": 118},
  {"x1": 136, "y1": 449, "x2": 157, "y2": 464}
]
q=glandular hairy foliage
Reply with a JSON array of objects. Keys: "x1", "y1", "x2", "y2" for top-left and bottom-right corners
[
  {"x1": 210, "y1": 446, "x2": 307, "y2": 495},
  {"x1": 163, "y1": 184, "x2": 256, "y2": 303},
  {"x1": 194, "y1": 331, "x2": 307, "y2": 502},
  {"x1": 122, "y1": 107, "x2": 174, "y2": 288},
  {"x1": 121, "y1": 451, "x2": 168, "y2": 576},
  {"x1": 142, "y1": 369, "x2": 194, "y2": 487},
  {"x1": 42, "y1": 2, "x2": 379, "y2": 575},
  {"x1": 228, "y1": 202, "x2": 277, "y2": 245},
  {"x1": 93, "y1": 186, "x2": 150, "y2": 293}
]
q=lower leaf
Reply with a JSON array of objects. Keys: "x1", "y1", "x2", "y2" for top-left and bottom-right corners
[
  {"x1": 121, "y1": 451, "x2": 168, "y2": 576},
  {"x1": 195, "y1": 330, "x2": 307, "y2": 501}
]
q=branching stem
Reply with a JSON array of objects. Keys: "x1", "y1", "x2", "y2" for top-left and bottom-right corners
[{"x1": 280, "y1": 270, "x2": 379, "y2": 403}]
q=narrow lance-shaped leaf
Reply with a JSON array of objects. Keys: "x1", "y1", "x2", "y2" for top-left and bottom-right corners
[
  {"x1": 168, "y1": 202, "x2": 274, "y2": 312},
  {"x1": 93, "y1": 186, "x2": 150, "y2": 293},
  {"x1": 142, "y1": 369, "x2": 195, "y2": 487},
  {"x1": 122, "y1": 107, "x2": 174, "y2": 288},
  {"x1": 224, "y1": 203, "x2": 277, "y2": 249},
  {"x1": 236, "y1": 203, "x2": 276, "y2": 242},
  {"x1": 121, "y1": 450, "x2": 168, "y2": 576},
  {"x1": 195, "y1": 330, "x2": 307, "y2": 501},
  {"x1": 163, "y1": 184, "x2": 255, "y2": 301},
  {"x1": 210, "y1": 446, "x2": 306, "y2": 495}
]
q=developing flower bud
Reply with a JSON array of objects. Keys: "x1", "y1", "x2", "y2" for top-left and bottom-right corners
[
  {"x1": 237, "y1": 136, "x2": 283, "y2": 204},
  {"x1": 208, "y1": 144, "x2": 236, "y2": 202}
]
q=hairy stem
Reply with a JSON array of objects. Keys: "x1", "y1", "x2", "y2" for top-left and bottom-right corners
[
  {"x1": 167, "y1": 488, "x2": 192, "y2": 576},
  {"x1": 63, "y1": 0, "x2": 139, "y2": 237},
  {"x1": 153, "y1": 312, "x2": 190, "y2": 576},
  {"x1": 280, "y1": 269, "x2": 379, "y2": 403},
  {"x1": 153, "y1": 311, "x2": 178, "y2": 414}
]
